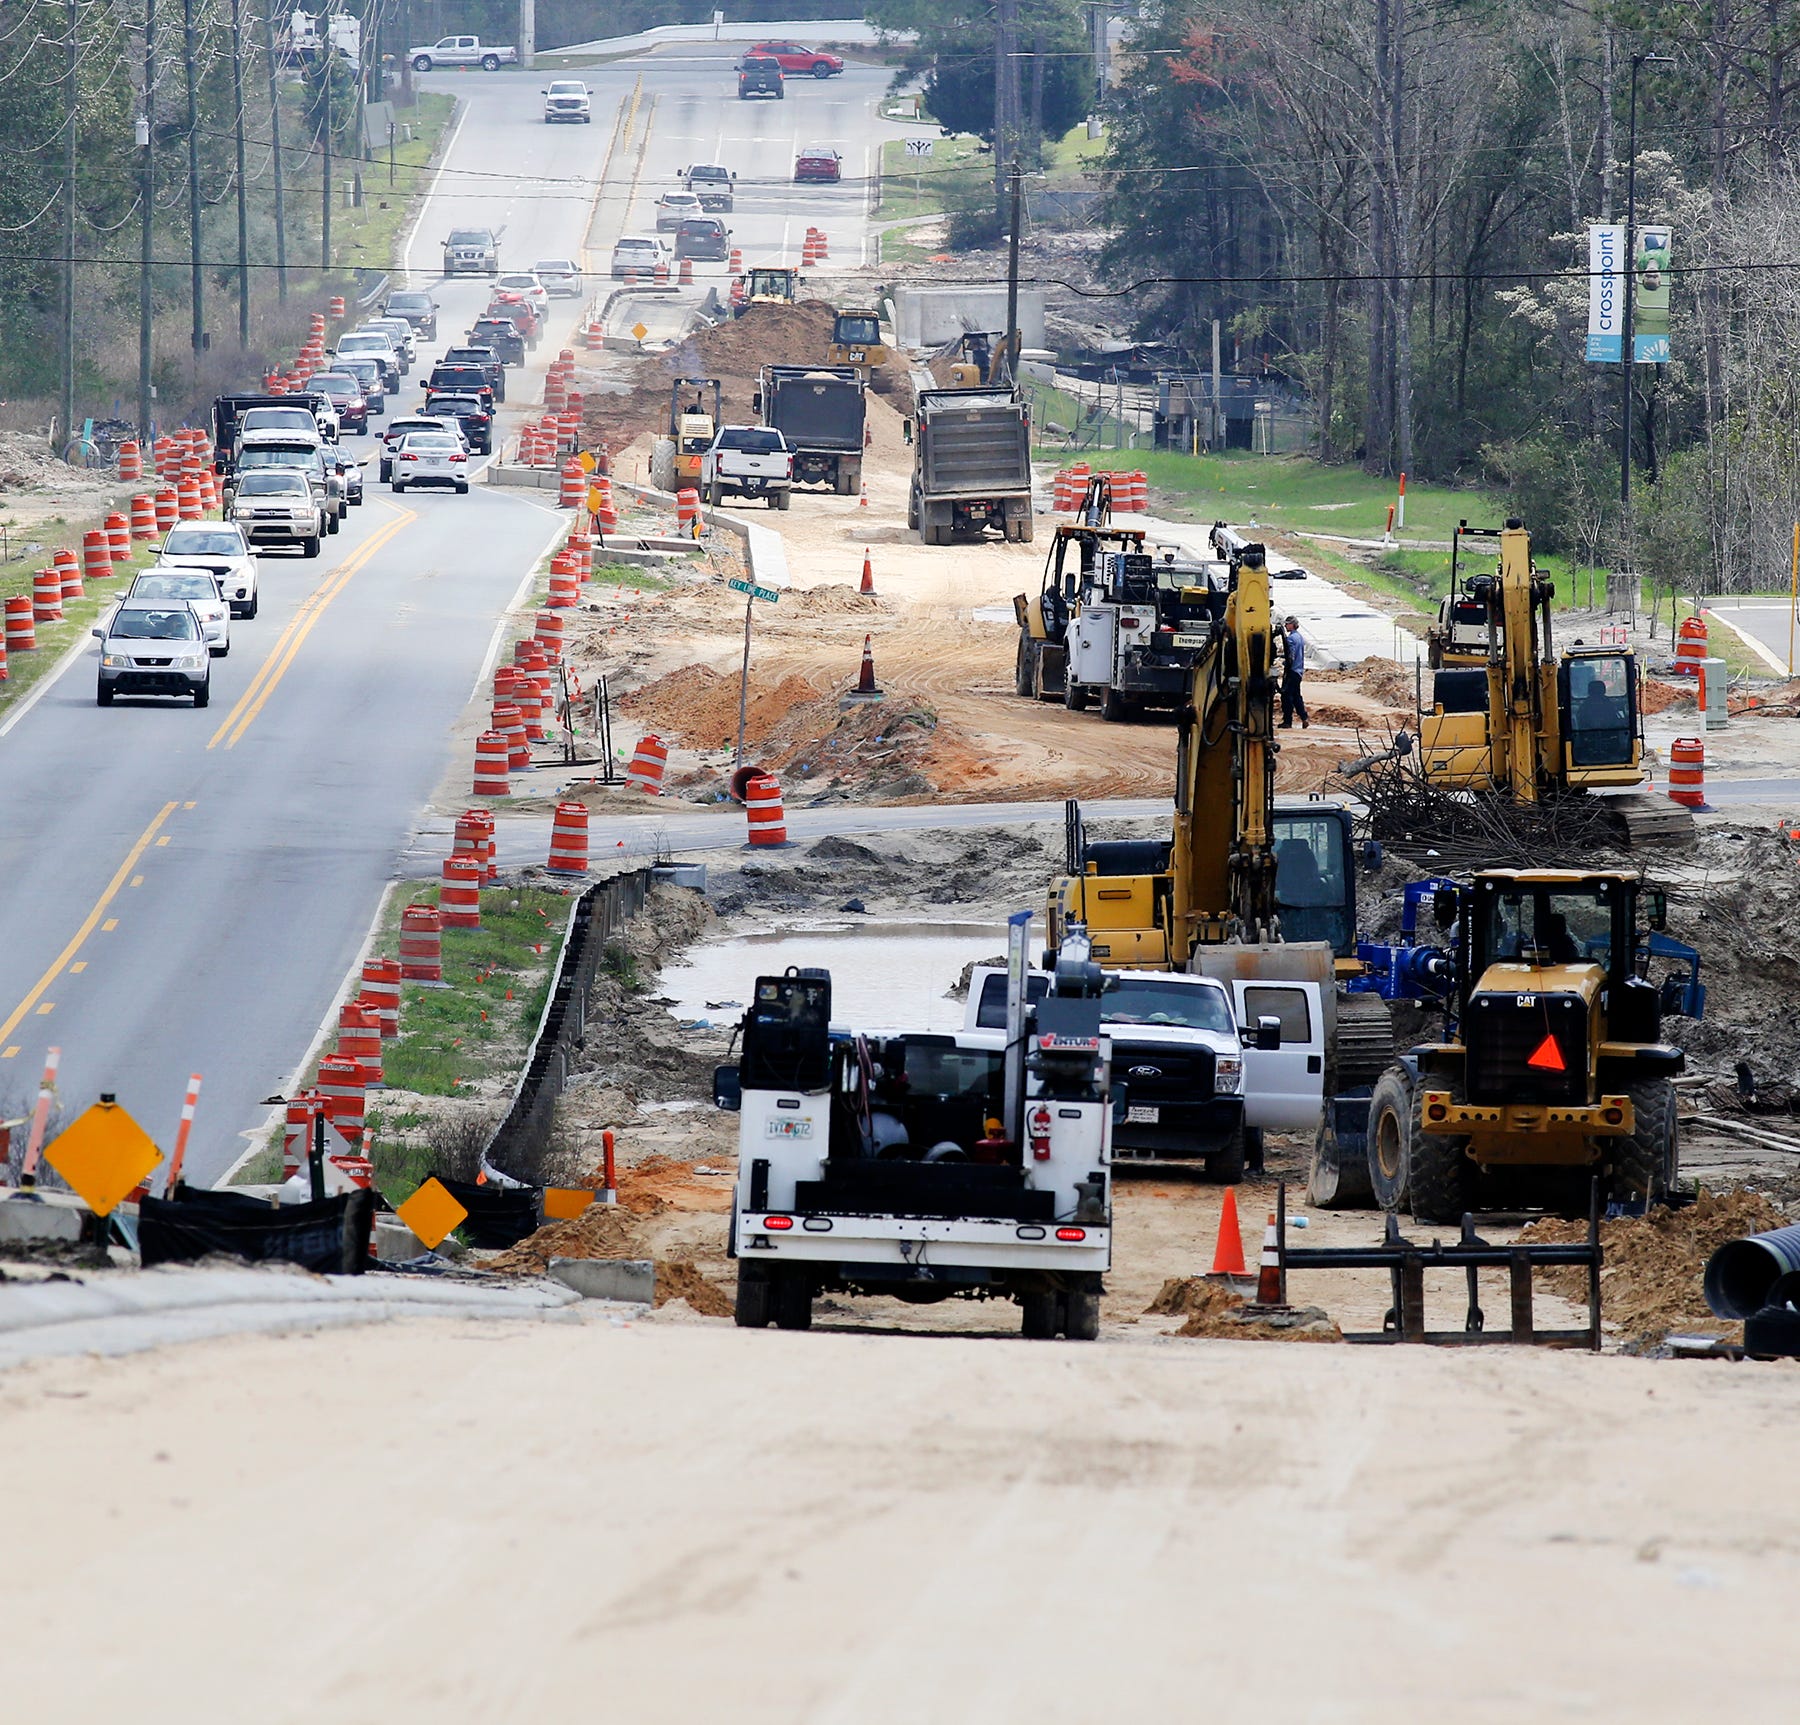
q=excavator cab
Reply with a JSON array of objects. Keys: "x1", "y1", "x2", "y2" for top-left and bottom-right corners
[
  {"x1": 1271, "y1": 809, "x2": 1356, "y2": 955},
  {"x1": 1556, "y1": 648, "x2": 1640, "y2": 778}
]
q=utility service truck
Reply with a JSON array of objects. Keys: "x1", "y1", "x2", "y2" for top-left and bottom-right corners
[
  {"x1": 908, "y1": 386, "x2": 1034, "y2": 544},
  {"x1": 716, "y1": 937, "x2": 1114, "y2": 1338},
  {"x1": 755, "y1": 365, "x2": 866, "y2": 494},
  {"x1": 701, "y1": 425, "x2": 793, "y2": 509}
]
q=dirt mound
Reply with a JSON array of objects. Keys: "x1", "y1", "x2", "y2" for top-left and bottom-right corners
[
  {"x1": 1307, "y1": 702, "x2": 1389, "y2": 728},
  {"x1": 623, "y1": 665, "x2": 821, "y2": 751},
  {"x1": 654, "y1": 1259, "x2": 735, "y2": 1316},
  {"x1": 0, "y1": 429, "x2": 64, "y2": 491},
  {"x1": 1146, "y1": 1276, "x2": 1342, "y2": 1342},
  {"x1": 1640, "y1": 677, "x2": 1692, "y2": 715},
  {"x1": 484, "y1": 1200, "x2": 653, "y2": 1272},
  {"x1": 1351, "y1": 657, "x2": 1415, "y2": 705},
  {"x1": 1520, "y1": 1188, "x2": 1790, "y2": 1341},
  {"x1": 662, "y1": 299, "x2": 838, "y2": 383},
  {"x1": 614, "y1": 1153, "x2": 732, "y2": 1214},
  {"x1": 783, "y1": 583, "x2": 889, "y2": 617}
]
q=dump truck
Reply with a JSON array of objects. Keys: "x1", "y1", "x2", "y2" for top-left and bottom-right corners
[
  {"x1": 755, "y1": 365, "x2": 865, "y2": 494},
  {"x1": 908, "y1": 386, "x2": 1033, "y2": 545}
]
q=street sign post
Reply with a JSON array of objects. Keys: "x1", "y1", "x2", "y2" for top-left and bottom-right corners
[
  {"x1": 905, "y1": 138, "x2": 934, "y2": 157},
  {"x1": 727, "y1": 578, "x2": 780, "y2": 766}
]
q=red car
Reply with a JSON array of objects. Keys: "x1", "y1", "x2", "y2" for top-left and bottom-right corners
[
  {"x1": 750, "y1": 40, "x2": 843, "y2": 78},
  {"x1": 794, "y1": 143, "x2": 843, "y2": 184}
]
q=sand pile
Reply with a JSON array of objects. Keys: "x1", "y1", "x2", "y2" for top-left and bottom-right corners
[
  {"x1": 1146, "y1": 1276, "x2": 1342, "y2": 1342},
  {"x1": 1519, "y1": 1188, "x2": 1789, "y2": 1340}
]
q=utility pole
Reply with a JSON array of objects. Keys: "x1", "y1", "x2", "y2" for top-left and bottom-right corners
[
  {"x1": 321, "y1": 43, "x2": 332, "y2": 270},
  {"x1": 1619, "y1": 52, "x2": 1674, "y2": 519},
  {"x1": 182, "y1": 0, "x2": 204, "y2": 369},
  {"x1": 1002, "y1": 161, "x2": 1022, "y2": 383},
  {"x1": 262, "y1": 0, "x2": 288, "y2": 300},
  {"x1": 994, "y1": 0, "x2": 1016, "y2": 229},
  {"x1": 139, "y1": 0, "x2": 156, "y2": 439},
  {"x1": 62, "y1": 0, "x2": 77, "y2": 448},
  {"x1": 230, "y1": 0, "x2": 250, "y2": 346}
]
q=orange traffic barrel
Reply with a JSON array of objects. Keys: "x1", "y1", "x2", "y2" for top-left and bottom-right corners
[
  {"x1": 559, "y1": 459, "x2": 586, "y2": 508},
  {"x1": 534, "y1": 610, "x2": 565, "y2": 661},
  {"x1": 118, "y1": 440, "x2": 143, "y2": 482},
  {"x1": 626, "y1": 734, "x2": 669, "y2": 795},
  {"x1": 32, "y1": 567, "x2": 62, "y2": 624},
  {"x1": 564, "y1": 528, "x2": 593, "y2": 573},
  {"x1": 80, "y1": 530, "x2": 110, "y2": 586},
  {"x1": 328, "y1": 295, "x2": 346, "y2": 317},
  {"x1": 177, "y1": 476, "x2": 203, "y2": 520},
  {"x1": 440, "y1": 854, "x2": 483, "y2": 929},
  {"x1": 1668, "y1": 737, "x2": 1707, "y2": 808},
  {"x1": 282, "y1": 1091, "x2": 325, "y2": 1180},
  {"x1": 547, "y1": 564, "x2": 579, "y2": 608},
  {"x1": 512, "y1": 679, "x2": 547, "y2": 743},
  {"x1": 744, "y1": 774, "x2": 789, "y2": 847},
  {"x1": 360, "y1": 957, "x2": 402, "y2": 1040},
  {"x1": 493, "y1": 701, "x2": 531, "y2": 769},
  {"x1": 317, "y1": 1053, "x2": 366, "y2": 1140},
  {"x1": 398, "y1": 904, "x2": 443, "y2": 983},
  {"x1": 1673, "y1": 616, "x2": 1707, "y2": 677},
  {"x1": 53, "y1": 547, "x2": 80, "y2": 600},
  {"x1": 0, "y1": 632, "x2": 7, "y2": 681},
  {"x1": 105, "y1": 512, "x2": 131, "y2": 561},
  {"x1": 5, "y1": 595, "x2": 36, "y2": 654},
  {"x1": 473, "y1": 729, "x2": 511, "y2": 796},
  {"x1": 677, "y1": 258, "x2": 694, "y2": 286},
  {"x1": 154, "y1": 487, "x2": 179, "y2": 532},
  {"x1": 454, "y1": 808, "x2": 498, "y2": 882},
  {"x1": 337, "y1": 1003, "x2": 384, "y2": 1088},
  {"x1": 130, "y1": 494, "x2": 157, "y2": 540},
  {"x1": 676, "y1": 487, "x2": 701, "y2": 532},
  {"x1": 728, "y1": 247, "x2": 742, "y2": 273},
  {"x1": 547, "y1": 801, "x2": 590, "y2": 875}
]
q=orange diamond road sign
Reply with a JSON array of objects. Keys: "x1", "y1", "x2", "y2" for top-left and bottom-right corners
[
  {"x1": 44, "y1": 1100, "x2": 163, "y2": 1217},
  {"x1": 1527, "y1": 1033, "x2": 1566, "y2": 1073},
  {"x1": 586, "y1": 484, "x2": 607, "y2": 514},
  {"x1": 630, "y1": 321, "x2": 649, "y2": 342},
  {"x1": 575, "y1": 449, "x2": 598, "y2": 474},
  {"x1": 542, "y1": 1186, "x2": 596, "y2": 1221},
  {"x1": 396, "y1": 1177, "x2": 469, "y2": 1250}
]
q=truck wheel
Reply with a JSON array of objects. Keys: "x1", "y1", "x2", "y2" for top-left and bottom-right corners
[
  {"x1": 1063, "y1": 1286, "x2": 1101, "y2": 1341},
  {"x1": 1101, "y1": 688, "x2": 1131, "y2": 722},
  {"x1": 303, "y1": 535, "x2": 321, "y2": 558},
  {"x1": 1063, "y1": 678, "x2": 1090, "y2": 712},
  {"x1": 1014, "y1": 634, "x2": 1036, "y2": 698},
  {"x1": 1019, "y1": 1290, "x2": 1058, "y2": 1339},
  {"x1": 1612, "y1": 1078, "x2": 1677, "y2": 1207},
  {"x1": 411, "y1": 54, "x2": 431, "y2": 70},
  {"x1": 1205, "y1": 1118, "x2": 1247, "y2": 1184},
  {"x1": 733, "y1": 1264, "x2": 772, "y2": 1328},
  {"x1": 480, "y1": 53, "x2": 500, "y2": 70},
  {"x1": 707, "y1": 480, "x2": 722, "y2": 507},
  {"x1": 775, "y1": 489, "x2": 790, "y2": 511},
  {"x1": 906, "y1": 487, "x2": 919, "y2": 530},
  {"x1": 96, "y1": 684, "x2": 114, "y2": 706},
  {"x1": 771, "y1": 1267, "x2": 813, "y2": 1331}
]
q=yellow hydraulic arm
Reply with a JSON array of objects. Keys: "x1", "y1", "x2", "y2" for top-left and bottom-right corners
[
  {"x1": 1168, "y1": 531, "x2": 1278, "y2": 954},
  {"x1": 1492, "y1": 521, "x2": 1546, "y2": 804}
]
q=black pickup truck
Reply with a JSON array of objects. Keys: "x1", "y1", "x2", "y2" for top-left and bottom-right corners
[{"x1": 467, "y1": 316, "x2": 525, "y2": 366}]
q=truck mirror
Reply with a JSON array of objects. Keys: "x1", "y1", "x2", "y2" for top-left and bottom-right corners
[
  {"x1": 1252, "y1": 1015, "x2": 1282, "y2": 1052},
  {"x1": 1431, "y1": 886, "x2": 1459, "y2": 931},
  {"x1": 751, "y1": 391, "x2": 762, "y2": 415},
  {"x1": 712, "y1": 1064, "x2": 742, "y2": 1111},
  {"x1": 1642, "y1": 887, "x2": 1668, "y2": 932},
  {"x1": 1111, "y1": 1081, "x2": 1130, "y2": 1122}
]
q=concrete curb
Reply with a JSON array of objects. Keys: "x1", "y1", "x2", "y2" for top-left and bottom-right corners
[
  {"x1": 0, "y1": 1267, "x2": 585, "y2": 1369},
  {"x1": 616, "y1": 477, "x2": 791, "y2": 587}
]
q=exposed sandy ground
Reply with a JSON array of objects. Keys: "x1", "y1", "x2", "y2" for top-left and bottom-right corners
[{"x1": 2, "y1": 1309, "x2": 1796, "y2": 1724}]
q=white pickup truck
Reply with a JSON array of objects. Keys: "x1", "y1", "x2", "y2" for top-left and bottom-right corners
[
  {"x1": 715, "y1": 957, "x2": 1113, "y2": 1338},
  {"x1": 701, "y1": 425, "x2": 793, "y2": 510},
  {"x1": 965, "y1": 965, "x2": 1325, "y2": 1180},
  {"x1": 409, "y1": 36, "x2": 517, "y2": 71}
]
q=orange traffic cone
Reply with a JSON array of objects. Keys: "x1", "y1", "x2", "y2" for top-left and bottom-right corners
[
  {"x1": 859, "y1": 477, "x2": 869, "y2": 510},
  {"x1": 860, "y1": 547, "x2": 875, "y2": 595},
  {"x1": 1209, "y1": 1187, "x2": 1247, "y2": 1276},
  {"x1": 1253, "y1": 1212, "x2": 1282, "y2": 1305},
  {"x1": 854, "y1": 633, "x2": 881, "y2": 696}
]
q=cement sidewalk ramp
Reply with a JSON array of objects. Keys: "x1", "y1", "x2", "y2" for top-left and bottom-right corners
[{"x1": 0, "y1": 1267, "x2": 582, "y2": 1369}]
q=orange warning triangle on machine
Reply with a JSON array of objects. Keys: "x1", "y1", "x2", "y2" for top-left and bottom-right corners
[{"x1": 1527, "y1": 1033, "x2": 1566, "y2": 1072}]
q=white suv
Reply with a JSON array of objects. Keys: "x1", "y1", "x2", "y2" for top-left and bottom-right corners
[
  {"x1": 155, "y1": 522, "x2": 259, "y2": 619},
  {"x1": 609, "y1": 234, "x2": 670, "y2": 279},
  {"x1": 229, "y1": 469, "x2": 324, "y2": 557}
]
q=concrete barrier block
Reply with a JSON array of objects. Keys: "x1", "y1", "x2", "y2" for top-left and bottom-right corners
[
  {"x1": 547, "y1": 1256, "x2": 654, "y2": 1304},
  {"x1": 0, "y1": 1195, "x2": 84, "y2": 1244},
  {"x1": 373, "y1": 1216, "x2": 428, "y2": 1263}
]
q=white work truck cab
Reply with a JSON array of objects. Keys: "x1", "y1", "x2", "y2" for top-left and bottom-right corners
[
  {"x1": 701, "y1": 425, "x2": 793, "y2": 510},
  {"x1": 716, "y1": 952, "x2": 1114, "y2": 1339},
  {"x1": 966, "y1": 965, "x2": 1325, "y2": 1180}
]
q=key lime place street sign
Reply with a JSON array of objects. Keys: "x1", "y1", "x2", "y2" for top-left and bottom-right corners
[{"x1": 728, "y1": 578, "x2": 780, "y2": 603}]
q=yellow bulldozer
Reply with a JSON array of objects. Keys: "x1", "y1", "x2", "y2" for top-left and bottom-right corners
[{"x1": 826, "y1": 309, "x2": 890, "y2": 383}]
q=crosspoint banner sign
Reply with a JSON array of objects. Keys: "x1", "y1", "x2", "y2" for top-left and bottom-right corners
[{"x1": 1586, "y1": 224, "x2": 1623, "y2": 362}]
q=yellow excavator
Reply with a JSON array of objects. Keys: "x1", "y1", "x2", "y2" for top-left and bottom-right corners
[
  {"x1": 1046, "y1": 523, "x2": 1395, "y2": 1091},
  {"x1": 1413, "y1": 519, "x2": 1692, "y2": 846}
]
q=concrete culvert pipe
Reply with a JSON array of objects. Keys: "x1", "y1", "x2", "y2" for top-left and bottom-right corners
[{"x1": 1703, "y1": 1224, "x2": 1800, "y2": 1319}]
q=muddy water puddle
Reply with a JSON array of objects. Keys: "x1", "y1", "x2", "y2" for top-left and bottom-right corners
[{"x1": 659, "y1": 919, "x2": 1014, "y2": 1032}]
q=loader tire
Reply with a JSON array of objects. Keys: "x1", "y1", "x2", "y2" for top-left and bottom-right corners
[
  {"x1": 1612, "y1": 1078, "x2": 1677, "y2": 1207},
  {"x1": 1367, "y1": 1066, "x2": 1415, "y2": 1212},
  {"x1": 1405, "y1": 1080, "x2": 1476, "y2": 1224},
  {"x1": 1014, "y1": 633, "x2": 1036, "y2": 698}
]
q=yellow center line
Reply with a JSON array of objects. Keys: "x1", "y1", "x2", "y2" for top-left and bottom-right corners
[
  {"x1": 0, "y1": 801, "x2": 178, "y2": 1049},
  {"x1": 208, "y1": 504, "x2": 416, "y2": 751}
]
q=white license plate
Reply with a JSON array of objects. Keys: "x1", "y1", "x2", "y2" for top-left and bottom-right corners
[
  {"x1": 1126, "y1": 1105, "x2": 1160, "y2": 1124},
  {"x1": 1172, "y1": 632, "x2": 1210, "y2": 648}
]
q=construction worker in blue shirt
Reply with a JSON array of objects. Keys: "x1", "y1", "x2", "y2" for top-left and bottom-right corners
[{"x1": 1280, "y1": 615, "x2": 1310, "y2": 729}]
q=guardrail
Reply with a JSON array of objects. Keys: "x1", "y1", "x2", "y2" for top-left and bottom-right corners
[{"x1": 483, "y1": 867, "x2": 651, "y2": 1181}]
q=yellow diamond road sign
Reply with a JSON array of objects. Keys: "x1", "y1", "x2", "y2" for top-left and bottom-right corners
[
  {"x1": 586, "y1": 484, "x2": 608, "y2": 514},
  {"x1": 45, "y1": 1101, "x2": 163, "y2": 1217},
  {"x1": 631, "y1": 320, "x2": 649, "y2": 342},
  {"x1": 397, "y1": 1177, "x2": 469, "y2": 1250},
  {"x1": 575, "y1": 449, "x2": 598, "y2": 474}
]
